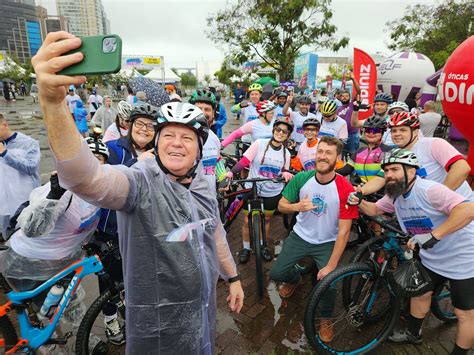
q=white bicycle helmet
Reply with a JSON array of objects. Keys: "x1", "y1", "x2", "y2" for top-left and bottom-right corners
[
  {"x1": 318, "y1": 96, "x2": 329, "y2": 104},
  {"x1": 388, "y1": 101, "x2": 409, "y2": 114},
  {"x1": 86, "y1": 137, "x2": 109, "y2": 159},
  {"x1": 117, "y1": 101, "x2": 132, "y2": 120},
  {"x1": 155, "y1": 102, "x2": 210, "y2": 181},
  {"x1": 381, "y1": 148, "x2": 419, "y2": 169}
]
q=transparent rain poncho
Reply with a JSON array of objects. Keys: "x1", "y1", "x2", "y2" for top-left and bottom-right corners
[
  {"x1": 0, "y1": 182, "x2": 100, "y2": 281},
  {"x1": 0, "y1": 132, "x2": 40, "y2": 236},
  {"x1": 56, "y1": 141, "x2": 238, "y2": 354}
]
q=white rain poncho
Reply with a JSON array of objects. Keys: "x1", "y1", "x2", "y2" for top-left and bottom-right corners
[
  {"x1": 56, "y1": 141, "x2": 238, "y2": 354},
  {"x1": 0, "y1": 132, "x2": 40, "y2": 236},
  {"x1": 0, "y1": 182, "x2": 100, "y2": 281}
]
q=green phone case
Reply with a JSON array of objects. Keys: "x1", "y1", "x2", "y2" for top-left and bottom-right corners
[{"x1": 58, "y1": 35, "x2": 122, "y2": 76}]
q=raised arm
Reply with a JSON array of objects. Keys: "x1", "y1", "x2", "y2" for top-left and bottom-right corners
[
  {"x1": 32, "y1": 32, "x2": 132, "y2": 211},
  {"x1": 282, "y1": 93, "x2": 293, "y2": 116}
]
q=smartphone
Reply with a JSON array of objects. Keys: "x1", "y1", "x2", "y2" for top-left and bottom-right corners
[{"x1": 58, "y1": 35, "x2": 122, "y2": 76}]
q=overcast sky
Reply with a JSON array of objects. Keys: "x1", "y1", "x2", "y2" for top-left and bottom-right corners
[{"x1": 36, "y1": 0, "x2": 438, "y2": 77}]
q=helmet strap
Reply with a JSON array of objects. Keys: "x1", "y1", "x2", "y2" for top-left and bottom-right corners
[{"x1": 400, "y1": 128, "x2": 417, "y2": 149}]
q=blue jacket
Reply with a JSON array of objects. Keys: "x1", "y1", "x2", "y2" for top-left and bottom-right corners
[{"x1": 214, "y1": 103, "x2": 227, "y2": 138}]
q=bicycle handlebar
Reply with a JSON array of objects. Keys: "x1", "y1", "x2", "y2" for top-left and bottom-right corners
[{"x1": 363, "y1": 214, "x2": 412, "y2": 241}]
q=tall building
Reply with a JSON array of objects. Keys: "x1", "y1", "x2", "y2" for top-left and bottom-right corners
[
  {"x1": 0, "y1": 0, "x2": 41, "y2": 64},
  {"x1": 57, "y1": 0, "x2": 110, "y2": 37},
  {"x1": 37, "y1": 5, "x2": 69, "y2": 41}
]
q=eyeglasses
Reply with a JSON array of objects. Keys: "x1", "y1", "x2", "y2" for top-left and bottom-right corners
[
  {"x1": 364, "y1": 127, "x2": 382, "y2": 135},
  {"x1": 304, "y1": 127, "x2": 319, "y2": 132},
  {"x1": 134, "y1": 120, "x2": 155, "y2": 131},
  {"x1": 274, "y1": 126, "x2": 289, "y2": 135},
  {"x1": 322, "y1": 114, "x2": 335, "y2": 118}
]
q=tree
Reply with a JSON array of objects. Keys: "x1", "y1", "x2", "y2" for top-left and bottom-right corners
[
  {"x1": 180, "y1": 72, "x2": 198, "y2": 87},
  {"x1": 214, "y1": 58, "x2": 243, "y2": 86},
  {"x1": 207, "y1": 0, "x2": 349, "y2": 81},
  {"x1": 385, "y1": 0, "x2": 474, "y2": 69},
  {"x1": 203, "y1": 74, "x2": 211, "y2": 86}
]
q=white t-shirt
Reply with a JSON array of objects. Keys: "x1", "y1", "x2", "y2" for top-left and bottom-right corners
[
  {"x1": 88, "y1": 94, "x2": 103, "y2": 113},
  {"x1": 201, "y1": 130, "x2": 221, "y2": 196},
  {"x1": 244, "y1": 138, "x2": 290, "y2": 197},
  {"x1": 282, "y1": 171, "x2": 358, "y2": 244},
  {"x1": 319, "y1": 116, "x2": 348, "y2": 141},
  {"x1": 240, "y1": 118, "x2": 274, "y2": 143},
  {"x1": 65, "y1": 94, "x2": 81, "y2": 113},
  {"x1": 289, "y1": 111, "x2": 318, "y2": 144},
  {"x1": 240, "y1": 105, "x2": 259, "y2": 143},
  {"x1": 419, "y1": 112, "x2": 442, "y2": 137},
  {"x1": 10, "y1": 183, "x2": 100, "y2": 260},
  {"x1": 376, "y1": 178, "x2": 474, "y2": 279},
  {"x1": 297, "y1": 140, "x2": 318, "y2": 171},
  {"x1": 274, "y1": 105, "x2": 291, "y2": 120},
  {"x1": 411, "y1": 137, "x2": 473, "y2": 199}
]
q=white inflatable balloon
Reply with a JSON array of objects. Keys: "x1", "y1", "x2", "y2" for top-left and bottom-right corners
[{"x1": 377, "y1": 52, "x2": 435, "y2": 102}]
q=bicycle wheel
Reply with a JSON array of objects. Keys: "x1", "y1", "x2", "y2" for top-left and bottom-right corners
[
  {"x1": 304, "y1": 262, "x2": 399, "y2": 354},
  {"x1": 251, "y1": 213, "x2": 264, "y2": 298},
  {"x1": 431, "y1": 282, "x2": 457, "y2": 322},
  {"x1": 75, "y1": 286, "x2": 126, "y2": 355},
  {"x1": 0, "y1": 315, "x2": 19, "y2": 352}
]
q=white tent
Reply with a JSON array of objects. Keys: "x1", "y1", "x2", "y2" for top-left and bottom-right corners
[
  {"x1": 118, "y1": 67, "x2": 142, "y2": 78},
  {"x1": 145, "y1": 68, "x2": 181, "y2": 83}
]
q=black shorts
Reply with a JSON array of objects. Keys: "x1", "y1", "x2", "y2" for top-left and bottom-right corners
[
  {"x1": 242, "y1": 192, "x2": 281, "y2": 215},
  {"x1": 424, "y1": 266, "x2": 474, "y2": 310}
]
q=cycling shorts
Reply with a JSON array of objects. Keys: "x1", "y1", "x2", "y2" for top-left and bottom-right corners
[
  {"x1": 424, "y1": 266, "x2": 474, "y2": 310},
  {"x1": 242, "y1": 192, "x2": 281, "y2": 215}
]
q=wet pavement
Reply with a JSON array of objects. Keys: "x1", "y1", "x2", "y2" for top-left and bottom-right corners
[{"x1": 0, "y1": 96, "x2": 469, "y2": 354}]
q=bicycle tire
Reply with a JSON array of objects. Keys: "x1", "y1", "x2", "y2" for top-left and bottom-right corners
[
  {"x1": 430, "y1": 282, "x2": 457, "y2": 322},
  {"x1": 75, "y1": 286, "x2": 125, "y2": 355},
  {"x1": 252, "y1": 214, "x2": 264, "y2": 298},
  {"x1": 304, "y1": 262, "x2": 399, "y2": 354},
  {"x1": 0, "y1": 315, "x2": 19, "y2": 352}
]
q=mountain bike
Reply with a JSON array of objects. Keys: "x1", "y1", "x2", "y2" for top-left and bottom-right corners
[
  {"x1": 75, "y1": 240, "x2": 125, "y2": 354},
  {"x1": 303, "y1": 228, "x2": 411, "y2": 354},
  {"x1": 350, "y1": 214, "x2": 456, "y2": 323},
  {"x1": 224, "y1": 177, "x2": 285, "y2": 298},
  {"x1": 0, "y1": 245, "x2": 103, "y2": 353}
]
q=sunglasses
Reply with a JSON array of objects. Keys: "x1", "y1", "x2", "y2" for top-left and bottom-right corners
[
  {"x1": 364, "y1": 127, "x2": 382, "y2": 135},
  {"x1": 274, "y1": 126, "x2": 289, "y2": 135},
  {"x1": 304, "y1": 127, "x2": 319, "y2": 132},
  {"x1": 322, "y1": 114, "x2": 334, "y2": 118}
]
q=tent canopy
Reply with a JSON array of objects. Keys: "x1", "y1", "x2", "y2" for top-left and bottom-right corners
[{"x1": 144, "y1": 68, "x2": 181, "y2": 84}]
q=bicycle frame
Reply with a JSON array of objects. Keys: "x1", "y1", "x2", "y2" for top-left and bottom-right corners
[{"x1": 0, "y1": 255, "x2": 103, "y2": 352}]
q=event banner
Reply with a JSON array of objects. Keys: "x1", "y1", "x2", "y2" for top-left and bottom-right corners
[
  {"x1": 353, "y1": 48, "x2": 377, "y2": 120},
  {"x1": 294, "y1": 53, "x2": 318, "y2": 89}
]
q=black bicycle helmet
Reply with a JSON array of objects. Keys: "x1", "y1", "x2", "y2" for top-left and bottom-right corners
[
  {"x1": 273, "y1": 117, "x2": 294, "y2": 134},
  {"x1": 374, "y1": 93, "x2": 393, "y2": 104},
  {"x1": 277, "y1": 91, "x2": 288, "y2": 98},
  {"x1": 363, "y1": 116, "x2": 387, "y2": 131},
  {"x1": 298, "y1": 95, "x2": 312, "y2": 104},
  {"x1": 302, "y1": 117, "x2": 321, "y2": 129},
  {"x1": 130, "y1": 102, "x2": 160, "y2": 121}
]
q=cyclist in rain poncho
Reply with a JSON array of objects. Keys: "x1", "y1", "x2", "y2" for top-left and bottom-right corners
[{"x1": 32, "y1": 31, "x2": 244, "y2": 355}]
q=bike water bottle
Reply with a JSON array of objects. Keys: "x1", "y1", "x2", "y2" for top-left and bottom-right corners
[{"x1": 40, "y1": 284, "x2": 64, "y2": 318}]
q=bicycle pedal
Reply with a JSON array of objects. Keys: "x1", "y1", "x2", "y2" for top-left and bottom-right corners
[{"x1": 45, "y1": 332, "x2": 72, "y2": 345}]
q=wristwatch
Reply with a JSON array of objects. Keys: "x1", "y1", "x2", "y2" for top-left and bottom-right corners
[{"x1": 228, "y1": 274, "x2": 241, "y2": 284}]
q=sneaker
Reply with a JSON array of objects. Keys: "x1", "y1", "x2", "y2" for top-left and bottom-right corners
[
  {"x1": 261, "y1": 247, "x2": 273, "y2": 262},
  {"x1": 239, "y1": 248, "x2": 252, "y2": 264},
  {"x1": 319, "y1": 319, "x2": 334, "y2": 343},
  {"x1": 278, "y1": 282, "x2": 298, "y2": 299},
  {"x1": 388, "y1": 329, "x2": 423, "y2": 344},
  {"x1": 104, "y1": 318, "x2": 126, "y2": 345}
]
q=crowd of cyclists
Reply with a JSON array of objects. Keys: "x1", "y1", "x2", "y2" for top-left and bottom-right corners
[{"x1": 0, "y1": 31, "x2": 472, "y2": 354}]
